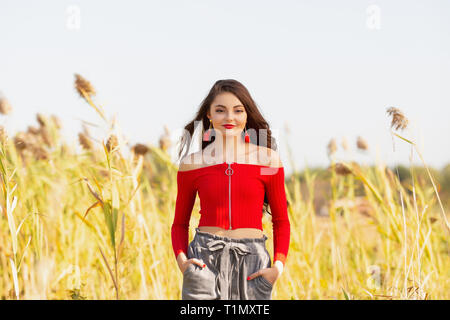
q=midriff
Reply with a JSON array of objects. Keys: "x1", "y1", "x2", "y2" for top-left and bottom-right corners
[{"x1": 198, "y1": 226, "x2": 264, "y2": 239}]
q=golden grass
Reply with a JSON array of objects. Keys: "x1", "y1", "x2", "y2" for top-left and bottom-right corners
[{"x1": 0, "y1": 78, "x2": 448, "y2": 300}]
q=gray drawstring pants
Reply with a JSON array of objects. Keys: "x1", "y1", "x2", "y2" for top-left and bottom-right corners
[{"x1": 181, "y1": 228, "x2": 273, "y2": 300}]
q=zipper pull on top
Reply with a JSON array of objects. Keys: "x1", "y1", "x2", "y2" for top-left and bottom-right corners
[{"x1": 225, "y1": 162, "x2": 234, "y2": 176}]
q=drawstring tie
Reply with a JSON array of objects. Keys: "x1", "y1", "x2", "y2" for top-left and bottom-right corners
[{"x1": 206, "y1": 239, "x2": 252, "y2": 300}]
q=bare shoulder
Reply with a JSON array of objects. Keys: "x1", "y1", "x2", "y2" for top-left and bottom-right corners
[
  {"x1": 178, "y1": 153, "x2": 196, "y2": 172},
  {"x1": 178, "y1": 152, "x2": 204, "y2": 172},
  {"x1": 256, "y1": 146, "x2": 283, "y2": 168}
]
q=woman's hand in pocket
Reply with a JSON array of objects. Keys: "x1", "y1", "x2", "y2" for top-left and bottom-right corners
[
  {"x1": 180, "y1": 258, "x2": 206, "y2": 274},
  {"x1": 247, "y1": 266, "x2": 279, "y2": 285}
]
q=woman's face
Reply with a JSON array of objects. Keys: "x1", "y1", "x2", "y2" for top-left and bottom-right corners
[{"x1": 207, "y1": 92, "x2": 247, "y2": 138}]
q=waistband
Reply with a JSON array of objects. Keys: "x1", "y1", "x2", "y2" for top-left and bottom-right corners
[{"x1": 194, "y1": 227, "x2": 268, "y2": 243}]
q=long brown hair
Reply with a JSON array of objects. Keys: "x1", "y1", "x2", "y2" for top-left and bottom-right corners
[{"x1": 177, "y1": 79, "x2": 281, "y2": 215}]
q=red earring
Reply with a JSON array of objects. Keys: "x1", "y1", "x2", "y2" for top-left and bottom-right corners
[
  {"x1": 244, "y1": 124, "x2": 250, "y2": 143},
  {"x1": 203, "y1": 119, "x2": 213, "y2": 141}
]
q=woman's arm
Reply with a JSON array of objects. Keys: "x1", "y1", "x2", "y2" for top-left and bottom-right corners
[
  {"x1": 264, "y1": 152, "x2": 291, "y2": 268},
  {"x1": 171, "y1": 167, "x2": 197, "y2": 262}
]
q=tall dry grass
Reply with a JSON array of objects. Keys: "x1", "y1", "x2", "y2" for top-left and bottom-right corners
[{"x1": 0, "y1": 76, "x2": 448, "y2": 299}]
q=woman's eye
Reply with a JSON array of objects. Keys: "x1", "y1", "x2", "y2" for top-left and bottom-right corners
[{"x1": 216, "y1": 109, "x2": 243, "y2": 113}]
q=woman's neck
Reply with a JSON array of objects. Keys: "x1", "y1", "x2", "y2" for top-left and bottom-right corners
[
  {"x1": 209, "y1": 136, "x2": 248, "y2": 163},
  {"x1": 223, "y1": 136, "x2": 245, "y2": 158}
]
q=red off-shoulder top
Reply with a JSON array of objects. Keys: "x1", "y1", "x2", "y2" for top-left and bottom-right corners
[{"x1": 171, "y1": 161, "x2": 291, "y2": 266}]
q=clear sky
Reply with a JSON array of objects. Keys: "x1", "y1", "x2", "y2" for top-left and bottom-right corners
[{"x1": 1, "y1": 0, "x2": 449, "y2": 175}]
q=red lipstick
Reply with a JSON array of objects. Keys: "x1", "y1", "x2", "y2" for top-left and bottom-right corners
[{"x1": 223, "y1": 124, "x2": 235, "y2": 129}]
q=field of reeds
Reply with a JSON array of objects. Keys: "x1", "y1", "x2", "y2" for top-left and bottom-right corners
[{"x1": 0, "y1": 75, "x2": 448, "y2": 300}]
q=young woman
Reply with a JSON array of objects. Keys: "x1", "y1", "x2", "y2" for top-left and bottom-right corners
[{"x1": 171, "y1": 79, "x2": 291, "y2": 300}]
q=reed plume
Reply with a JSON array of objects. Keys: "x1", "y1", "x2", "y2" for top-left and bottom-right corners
[
  {"x1": 13, "y1": 132, "x2": 28, "y2": 151},
  {"x1": 27, "y1": 126, "x2": 40, "y2": 135},
  {"x1": 78, "y1": 132, "x2": 93, "y2": 151},
  {"x1": 106, "y1": 134, "x2": 119, "y2": 152},
  {"x1": 36, "y1": 113, "x2": 48, "y2": 127},
  {"x1": 74, "y1": 73, "x2": 107, "y2": 121},
  {"x1": 334, "y1": 162, "x2": 352, "y2": 176},
  {"x1": 159, "y1": 125, "x2": 171, "y2": 152},
  {"x1": 357, "y1": 136, "x2": 369, "y2": 151},
  {"x1": 327, "y1": 138, "x2": 337, "y2": 157},
  {"x1": 132, "y1": 143, "x2": 149, "y2": 156},
  {"x1": 0, "y1": 97, "x2": 12, "y2": 115},
  {"x1": 11, "y1": 130, "x2": 49, "y2": 161},
  {"x1": 74, "y1": 74, "x2": 96, "y2": 99},
  {"x1": 386, "y1": 107, "x2": 409, "y2": 131},
  {"x1": 31, "y1": 145, "x2": 49, "y2": 161},
  {"x1": 341, "y1": 137, "x2": 349, "y2": 151},
  {"x1": 51, "y1": 114, "x2": 62, "y2": 129},
  {"x1": 39, "y1": 126, "x2": 52, "y2": 147}
]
